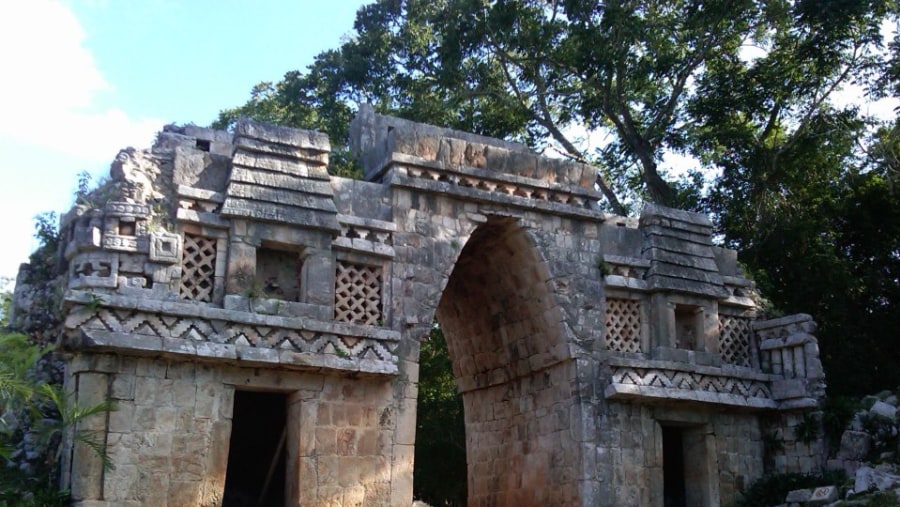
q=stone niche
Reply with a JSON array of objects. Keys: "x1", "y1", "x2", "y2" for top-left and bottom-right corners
[{"x1": 254, "y1": 244, "x2": 304, "y2": 301}]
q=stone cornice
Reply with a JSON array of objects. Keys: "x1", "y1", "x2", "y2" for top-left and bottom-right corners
[{"x1": 62, "y1": 291, "x2": 399, "y2": 376}]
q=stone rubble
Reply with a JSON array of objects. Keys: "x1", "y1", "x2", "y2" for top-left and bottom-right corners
[{"x1": 768, "y1": 390, "x2": 900, "y2": 506}]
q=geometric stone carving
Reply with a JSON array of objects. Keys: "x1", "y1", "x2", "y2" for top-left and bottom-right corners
[
  {"x1": 719, "y1": 314, "x2": 753, "y2": 367},
  {"x1": 608, "y1": 365, "x2": 774, "y2": 404},
  {"x1": 68, "y1": 306, "x2": 397, "y2": 363},
  {"x1": 69, "y1": 252, "x2": 119, "y2": 289},
  {"x1": 149, "y1": 232, "x2": 182, "y2": 264},
  {"x1": 179, "y1": 233, "x2": 216, "y2": 302},
  {"x1": 334, "y1": 261, "x2": 383, "y2": 326},
  {"x1": 402, "y1": 165, "x2": 596, "y2": 210},
  {"x1": 605, "y1": 298, "x2": 642, "y2": 352},
  {"x1": 101, "y1": 233, "x2": 140, "y2": 252},
  {"x1": 104, "y1": 201, "x2": 151, "y2": 218}
]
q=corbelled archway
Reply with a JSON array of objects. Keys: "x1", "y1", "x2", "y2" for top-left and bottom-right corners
[{"x1": 435, "y1": 217, "x2": 580, "y2": 507}]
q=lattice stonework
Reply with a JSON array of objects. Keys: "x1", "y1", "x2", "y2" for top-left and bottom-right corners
[
  {"x1": 605, "y1": 298, "x2": 642, "y2": 352},
  {"x1": 719, "y1": 315, "x2": 753, "y2": 367},
  {"x1": 334, "y1": 261, "x2": 383, "y2": 325},
  {"x1": 179, "y1": 233, "x2": 216, "y2": 302}
]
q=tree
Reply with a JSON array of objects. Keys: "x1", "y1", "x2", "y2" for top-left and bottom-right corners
[{"x1": 687, "y1": 1, "x2": 900, "y2": 394}]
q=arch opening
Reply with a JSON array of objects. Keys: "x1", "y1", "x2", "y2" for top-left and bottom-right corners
[{"x1": 425, "y1": 217, "x2": 578, "y2": 507}]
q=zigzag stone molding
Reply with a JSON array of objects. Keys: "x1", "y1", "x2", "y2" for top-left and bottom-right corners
[
  {"x1": 63, "y1": 291, "x2": 399, "y2": 375},
  {"x1": 605, "y1": 361, "x2": 779, "y2": 410}
]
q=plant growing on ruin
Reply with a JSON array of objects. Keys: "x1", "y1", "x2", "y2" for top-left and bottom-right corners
[
  {"x1": 823, "y1": 396, "x2": 861, "y2": 456},
  {"x1": 82, "y1": 292, "x2": 105, "y2": 314},
  {"x1": 597, "y1": 257, "x2": 611, "y2": 277},
  {"x1": 0, "y1": 333, "x2": 115, "y2": 503},
  {"x1": 228, "y1": 263, "x2": 258, "y2": 297},
  {"x1": 23, "y1": 213, "x2": 60, "y2": 285},
  {"x1": 866, "y1": 491, "x2": 900, "y2": 507},
  {"x1": 860, "y1": 412, "x2": 898, "y2": 462},
  {"x1": 795, "y1": 413, "x2": 820, "y2": 445}
]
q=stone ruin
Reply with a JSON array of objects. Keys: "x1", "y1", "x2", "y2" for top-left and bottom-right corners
[{"x1": 12, "y1": 105, "x2": 828, "y2": 506}]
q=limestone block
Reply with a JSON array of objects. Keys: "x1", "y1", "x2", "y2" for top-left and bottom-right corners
[
  {"x1": 785, "y1": 488, "x2": 812, "y2": 502},
  {"x1": 70, "y1": 222, "x2": 103, "y2": 253},
  {"x1": 220, "y1": 197, "x2": 339, "y2": 231},
  {"x1": 436, "y1": 137, "x2": 467, "y2": 166},
  {"x1": 855, "y1": 465, "x2": 900, "y2": 493},
  {"x1": 809, "y1": 485, "x2": 838, "y2": 503},
  {"x1": 110, "y1": 373, "x2": 134, "y2": 400},
  {"x1": 231, "y1": 166, "x2": 333, "y2": 194},
  {"x1": 104, "y1": 201, "x2": 151, "y2": 219},
  {"x1": 69, "y1": 372, "x2": 109, "y2": 501},
  {"x1": 870, "y1": 400, "x2": 898, "y2": 420},
  {"x1": 108, "y1": 403, "x2": 135, "y2": 433},
  {"x1": 70, "y1": 251, "x2": 119, "y2": 289},
  {"x1": 390, "y1": 444, "x2": 415, "y2": 507},
  {"x1": 771, "y1": 379, "x2": 810, "y2": 400},
  {"x1": 302, "y1": 253, "x2": 334, "y2": 307},
  {"x1": 173, "y1": 146, "x2": 231, "y2": 191},
  {"x1": 234, "y1": 118, "x2": 330, "y2": 152},
  {"x1": 167, "y1": 481, "x2": 199, "y2": 506},
  {"x1": 839, "y1": 430, "x2": 872, "y2": 460},
  {"x1": 148, "y1": 232, "x2": 181, "y2": 263},
  {"x1": 227, "y1": 181, "x2": 338, "y2": 212},
  {"x1": 233, "y1": 151, "x2": 323, "y2": 177}
]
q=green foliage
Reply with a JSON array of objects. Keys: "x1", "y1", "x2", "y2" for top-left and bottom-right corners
[
  {"x1": 413, "y1": 324, "x2": 466, "y2": 506},
  {"x1": 729, "y1": 470, "x2": 846, "y2": 507},
  {"x1": 597, "y1": 257, "x2": 611, "y2": 276},
  {"x1": 24, "y1": 214, "x2": 59, "y2": 284},
  {"x1": 0, "y1": 334, "x2": 52, "y2": 424},
  {"x1": 795, "y1": 413, "x2": 820, "y2": 445},
  {"x1": 866, "y1": 491, "x2": 900, "y2": 507},
  {"x1": 823, "y1": 396, "x2": 862, "y2": 456},
  {"x1": 74, "y1": 171, "x2": 92, "y2": 206},
  {"x1": 860, "y1": 412, "x2": 899, "y2": 461},
  {"x1": 689, "y1": 0, "x2": 900, "y2": 395},
  {"x1": 0, "y1": 278, "x2": 12, "y2": 329},
  {"x1": 763, "y1": 430, "x2": 784, "y2": 456},
  {"x1": 0, "y1": 333, "x2": 115, "y2": 503},
  {"x1": 0, "y1": 469, "x2": 69, "y2": 507}
]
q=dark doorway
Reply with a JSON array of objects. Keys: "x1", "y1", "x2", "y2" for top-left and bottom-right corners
[
  {"x1": 223, "y1": 391, "x2": 287, "y2": 507},
  {"x1": 663, "y1": 426, "x2": 687, "y2": 507}
]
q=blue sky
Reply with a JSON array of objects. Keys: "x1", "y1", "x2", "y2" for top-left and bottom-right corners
[{"x1": 0, "y1": 0, "x2": 368, "y2": 284}]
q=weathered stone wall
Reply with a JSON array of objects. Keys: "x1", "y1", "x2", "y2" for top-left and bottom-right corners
[
  {"x1": 61, "y1": 354, "x2": 397, "y2": 507},
  {"x1": 593, "y1": 401, "x2": 765, "y2": 506},
  {"x1": 11, "y1": 106, "x2": 832, "y2": 506},
  {"x1": 462, "y1": 362, "x2": 580, "y2": 507}
]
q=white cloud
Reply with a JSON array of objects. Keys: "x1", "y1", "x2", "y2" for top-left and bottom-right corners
[
  {"x1": 0, "y1": 0, "x2": 164, "y2": 281},
  {"x1": 0, "y1": 0, "x2": 161, "y2": 161}
]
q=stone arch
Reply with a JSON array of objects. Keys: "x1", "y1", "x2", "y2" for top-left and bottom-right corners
[{"x1": 434, "y1": 216, "x2": 581, "y2": 507}]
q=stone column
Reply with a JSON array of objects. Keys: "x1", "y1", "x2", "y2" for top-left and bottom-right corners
[{"x1": 69, "y1": 371, "x2": 111, "y2": 502}]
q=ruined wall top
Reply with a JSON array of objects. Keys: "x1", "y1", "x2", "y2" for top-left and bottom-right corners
[
  {"x1": 10, "y1": 109, "x2": 825, "y2": 411},
  {"x1": 350, "y1": 103, "x2": 599, "y2": 191}
]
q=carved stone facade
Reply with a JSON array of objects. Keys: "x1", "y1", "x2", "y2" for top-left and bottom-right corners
[{"x1": 18, "y1": 106, "x2": 827, "y2": 506}]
